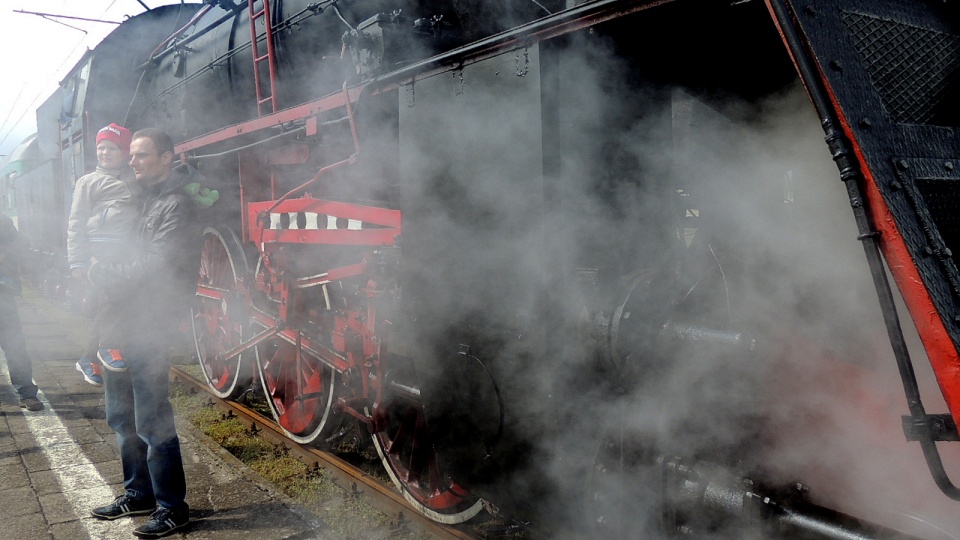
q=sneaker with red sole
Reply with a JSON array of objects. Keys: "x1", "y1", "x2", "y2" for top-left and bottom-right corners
[
  {"x1": 75, "y1": 358, "x2": 104, "y2": 386},
  {"x1": 97, "y1": 348, "x2": 127, "y2": 372}
]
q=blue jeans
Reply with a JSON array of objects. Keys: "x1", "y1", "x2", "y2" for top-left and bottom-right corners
[
  {"x1": 0, "y1": 292, "x2": 37, "y2": 399},
  {"x1": 104, "y1": 339, "x2": 186, "y2": 510}
]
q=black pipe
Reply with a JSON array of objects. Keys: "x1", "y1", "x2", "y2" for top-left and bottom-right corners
[
  {"x1": 659, "y1": 457, "x2": 923, "y2": 540},
  {"x1": 773, "y1": 506, "x2": 919, "y2": 540}
]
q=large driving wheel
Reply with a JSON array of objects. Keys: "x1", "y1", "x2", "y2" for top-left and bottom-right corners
[
  {"x1": 192, "y1": 227, "x2": 251, "y2": 399},
  {"x1": 254, "y1": 332, "x2": 339, "y2": 444},
  {"x1": 253, "y1": 256, "x2": 339, "y2": 444},
  {"x1": 371, "y1": 398, "x2": 484, "y2": 524}
]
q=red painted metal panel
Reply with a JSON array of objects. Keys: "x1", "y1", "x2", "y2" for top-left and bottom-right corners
[
  {"x1": 248, "y1": 198, "x2": 401, "y2": 228},
  {"x1": 256, "y1": 228, "x2": 398, "y2": 246},
  {"x1": 175, "y1": 86, "x2": 365, "y2": 154}
]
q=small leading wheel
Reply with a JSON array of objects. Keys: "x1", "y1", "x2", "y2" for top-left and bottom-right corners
[
  {"x1": 253, "y1": 256, "x2": 339, "y2": 444},
  {"x1": 370, "y1": 398, "x2": 484, "y2": 524},
  {"x1": 192, "y1": 227, "x2": 251, "y2": 399}
]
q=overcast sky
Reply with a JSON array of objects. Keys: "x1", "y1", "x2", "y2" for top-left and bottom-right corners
[{"x1": 0, "y1": 0, "x2": 202, "y2": 158}]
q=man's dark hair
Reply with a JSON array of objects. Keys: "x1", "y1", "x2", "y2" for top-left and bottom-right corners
[{"x1": 132, "y1": 128, "x2": 175, "y2": 156}]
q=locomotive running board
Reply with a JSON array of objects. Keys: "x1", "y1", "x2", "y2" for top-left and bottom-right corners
[{"x1": 767, "y1": 0, "x2": 960, "y2": 499}]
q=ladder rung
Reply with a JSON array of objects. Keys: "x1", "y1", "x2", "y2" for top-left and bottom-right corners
[
  {"x1": 258, "y1": 97, "x2": 273, "y2": 105},
  {"x1": 251, "y1": 9, "x2": 266, "y2": 18},
  {"x1": 254, "y1": 54, "x2": 270, "y2": 63}
]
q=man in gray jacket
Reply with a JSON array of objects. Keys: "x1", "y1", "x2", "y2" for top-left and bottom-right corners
[{"x1": 87, "y1": 128, "x2": 202, "y2": 538}]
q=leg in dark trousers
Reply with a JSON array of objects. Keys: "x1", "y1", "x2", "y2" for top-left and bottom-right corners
[
  {"x1": 76, "y1": 294, "x2": 104, "y2": 386},
  {"x1": 104, "y1": 337, "x2": 187, "y2": 511},
  {"x1": 0, "y1": 291, "x2": 38, "y2": 400},
  {"x1": 83, "y1": 309, "x2": 102, "y2": 361}
]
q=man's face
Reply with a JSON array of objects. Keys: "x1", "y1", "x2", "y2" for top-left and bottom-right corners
[{"x1": 129, "y1": 137, "x2": 172, "y2": 185}]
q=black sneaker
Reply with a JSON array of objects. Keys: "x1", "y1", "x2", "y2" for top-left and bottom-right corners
[
  {"x1": 132, "y1": 505, "x2": 189, "y2": 538},
  {"x1": 19, "y1": 396, "x2": 44, "y2": 412},
  {"x1": 91, "y1": 493, "x2": 155, "y2": 520}
]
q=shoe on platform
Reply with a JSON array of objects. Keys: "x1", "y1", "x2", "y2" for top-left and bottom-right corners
[
  {"x1": 75, "y1": 359, "x2": 103, "y2": 386},
  {"x1": 97, "y1": 347, "x2": 127, "y2": 372},
  {"x1": 132, "y1": 505, "x2": 189, "y2": 538},
  {"x1": 19, "y1": 396, "x2": 43, "y2": 412},
  {"x1": 91, "y1": 493, "x2": 155, "y2": 520}
]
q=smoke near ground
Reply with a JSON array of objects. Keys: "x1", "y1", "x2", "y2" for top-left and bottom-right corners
[{"x1": 391, "y1": 18, "x2": 960, "y2": 538}]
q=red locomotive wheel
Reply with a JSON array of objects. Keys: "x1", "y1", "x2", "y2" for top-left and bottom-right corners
[
  {"x1": 254, "y1": 329, "x2": 338, "y2": 444},
  {"x1": 371, "y1": 400, "x2": 484, "y2": 524},
  {"x1": 252, "y1": 256, "x2": 339, "y2": 444},
  {"x1": 192, "y1": 227, "x2": 252, "y2": 399}
]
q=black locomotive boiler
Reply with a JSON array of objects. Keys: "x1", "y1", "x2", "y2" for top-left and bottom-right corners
[{"x1": 17, "y1": 0, "x2": 960, "y2": 538}]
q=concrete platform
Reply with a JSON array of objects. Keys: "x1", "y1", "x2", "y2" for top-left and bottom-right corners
[{"x1": 0, "y1": 291, "x2": 337, "y2": 540}]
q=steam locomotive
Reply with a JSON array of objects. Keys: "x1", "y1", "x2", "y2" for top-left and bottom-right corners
[{"x1": 15, "y1": 0, "x2": 960, "y2": 538}]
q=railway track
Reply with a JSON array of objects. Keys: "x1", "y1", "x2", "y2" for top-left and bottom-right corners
[{"x1": 168, "y1": 365, "x2": 487, "y2": 540}]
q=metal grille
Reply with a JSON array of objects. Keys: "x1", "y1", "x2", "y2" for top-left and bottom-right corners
[
  {"x1": 842, "y1": 11, "x2": 960, "y2": 126},
  {"x1": 915, "y1": 177, "x2": 960, "y2": 258}
]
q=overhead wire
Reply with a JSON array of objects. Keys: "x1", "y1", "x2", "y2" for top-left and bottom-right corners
[
  {"x1": 0, "y1": 0, "x2": 125, "y2": 152},
  {"x1": 0, "y1": 86, "x2": 28, "y2": 140},
  {"x1": 0, "y1": 36, "x2": 88, "y2": 151}
]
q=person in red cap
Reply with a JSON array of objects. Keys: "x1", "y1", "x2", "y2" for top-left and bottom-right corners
[{"x1": 67, "y1": 122, "x2": 140, "y2": 386}]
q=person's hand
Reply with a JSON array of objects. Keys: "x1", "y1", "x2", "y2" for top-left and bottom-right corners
[{"x1": 71, "y1": 268, "x2": 86, "y2": 281}]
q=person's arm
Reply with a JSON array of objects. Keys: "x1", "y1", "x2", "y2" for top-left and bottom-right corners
[
  {"x1": 89, "y1": 197, "x2": 194, "y2": 289},
  {"x1": 0, "y1": 214, "x2": 21, "y2": 258},
  {"x1": 0, "y1": 215, "x2": 24, "y2": 292},
  {"x1": 67, "y1": 177, "x2": 93, "y2": 277}
]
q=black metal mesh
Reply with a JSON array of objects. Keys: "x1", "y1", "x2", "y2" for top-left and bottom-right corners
[
  {"x1": 842, "y1": 11, "x2": 960, "y2": 126},
  {"x1": 915, "y1": 177, "x2": 960, "y2": 257}
]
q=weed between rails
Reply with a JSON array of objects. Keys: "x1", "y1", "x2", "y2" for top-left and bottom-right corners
[{"x1": 168, "y1": 371, "x2": 428, "y2": 540}]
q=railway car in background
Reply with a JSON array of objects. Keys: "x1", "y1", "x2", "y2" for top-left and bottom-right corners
[
  {"x1": 2, "y1": 132, "x2": 63, "y2": 289},
  {"x1": 20, "y1": 0, "x2": 960, "y2": 538}
]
